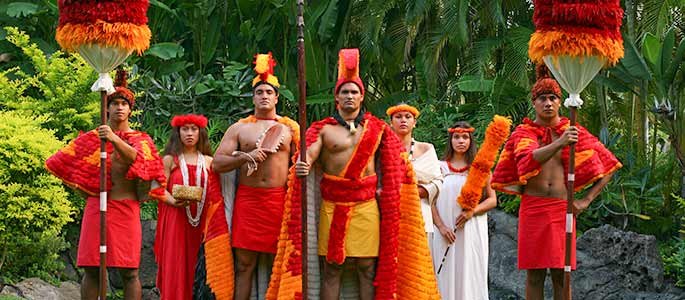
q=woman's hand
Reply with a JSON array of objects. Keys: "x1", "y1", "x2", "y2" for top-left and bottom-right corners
[
  {"x1": 438, "y1": 225, "x2": 456, "y2": 244},
  {"x1": 167, "y1": 195, "x2": 189, "y2": 207},
  {"x1": 455, "y1": 209, "x2": 474, "y2": 230}
]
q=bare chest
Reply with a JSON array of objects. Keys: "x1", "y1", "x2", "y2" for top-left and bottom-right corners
[
  {"x1": 238, "y1": 122, "x2": 292, "y2": 153},
  {"x1": 321, "y1": 125, "x2": 362, "y2": 154}
]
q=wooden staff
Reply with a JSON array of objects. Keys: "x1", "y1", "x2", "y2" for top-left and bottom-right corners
[
  {"x1": 99, "y1": 90, "x2": 108, "y2": 300},
  {"x1": 435, "y1": 227, "x2": 458, "y2": 274},
  {"x1": 296, "y1": 0, "x2": 309, "y2": 298},
  {"x1": 563, "y1": 106, "x2": 577, "y2": 300}
]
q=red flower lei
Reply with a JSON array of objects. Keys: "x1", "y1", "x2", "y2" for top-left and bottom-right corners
[{"x1": 447, "y1": 161, "x2": 470, "y2": 173}]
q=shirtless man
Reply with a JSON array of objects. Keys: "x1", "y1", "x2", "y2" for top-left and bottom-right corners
[
  {"x1": 46, "y1": 70, "x2": 166, "y2": 300},
  {"x1": 294, "y1": 48, "x2": 404, "y2": 300},
  {"x1": 212, "y1": 53, "x2": 298, "y2": 300},
  {"x1": 491, "y1": 65, "x2": 621, "y2": 300}
]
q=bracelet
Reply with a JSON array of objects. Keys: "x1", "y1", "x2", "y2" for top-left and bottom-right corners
[{"x1": 232, "y1": 151, "x2": 258, "y2": 176}]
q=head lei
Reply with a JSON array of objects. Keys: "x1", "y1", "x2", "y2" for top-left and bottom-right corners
[
  {"x1": 386, "y1": 103, "x2": 420, "y2": 118},
  {"x1": 171, "y1": 114, "x2": 208, "y2": 129},
  {"x1": 448, "y1": 127, "x2": 475, "y2": 134},
  {"x1": 252, "y1": 52, "x2": 280, "y2": 91},
  {"x1": 335, "y1": 48, "x2": 365, "y2": 95},
  {"x1": 107, "y1": 69, "x2": 135, "y2": 107},
  {"x1": 531, "y1": 64, "x2": 562, "y2": 100}
]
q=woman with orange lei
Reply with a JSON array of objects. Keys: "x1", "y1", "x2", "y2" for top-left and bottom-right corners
[
  {"x1": 432, "y1": 121, "x2": 497, "y2": 300},
  {"x1": 154, "y1": 114, "x2": 223, "y2": 300}
]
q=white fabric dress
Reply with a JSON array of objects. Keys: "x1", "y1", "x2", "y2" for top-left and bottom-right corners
[{"x1": 431, "y1": 161, "x2": 489, "y2": 300}]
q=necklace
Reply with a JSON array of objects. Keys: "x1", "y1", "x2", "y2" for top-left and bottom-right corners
[
  {"x1": 406, "y1": 139, "x2": 415, "y2": 160},
  {"x1": 332, "y1": 109, "x2": 365, "y2": 134},
  {"x1": 179, "y1": 153, "x2": 208, "y2": 227},
  {"x1": 254, "y1": 116, "x2": 278, "y2": 121},
  {"x1": 447, "y1": 160, "x2": 469, "y2": 173}
]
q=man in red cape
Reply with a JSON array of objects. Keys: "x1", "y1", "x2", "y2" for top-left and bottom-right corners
[
  {"x1": 491, "y1": 65, "x2": 622, "y2": 300},
  {"x1": 266, "y1": 48, "x2": 404, "y2": 300},
  {"x1": 46, "y1": 70, "x2": 166, "y2": 299}
]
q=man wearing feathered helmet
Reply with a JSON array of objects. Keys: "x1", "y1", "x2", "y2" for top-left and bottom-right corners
[
  {"x1": 46, "y1": 69, "x2": 166, "y2": 299},
  {"x1": 266, "y1": 48, "x2": 404, "y2": 300},
  {"x1": 210, "y1": 52, "x2": 299, "y2": 300},
  {"x1": 491, "y1": 65, "x2": 622, "y2": 300}
]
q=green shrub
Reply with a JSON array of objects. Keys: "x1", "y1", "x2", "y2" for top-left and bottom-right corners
[
  {"x1": 1, "y1": 26, "x2": 99, "y2": 141},
  {"x1": 0, "y1": 111, "x2": 75, "y2": 283}
]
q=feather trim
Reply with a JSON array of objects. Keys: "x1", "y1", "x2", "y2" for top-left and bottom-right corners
[
  {"x1": 397, "y1": 153, "x2": 441, "y2": 299},
  {"x1": 386, "y1": 104, "x2": 420, "y2": 118},
  {"x1": 529, "y1": 30, "x2": 623, "y2": 65},
  {"x1": 58, "y1": 0, "x2": 149, "y2": 26},
  {"x1": 457, "y1": 115, "x2": 511, "y2": 210},
  {"x1": 56, "y1": 22, "x2": 151, "y2": 54}
]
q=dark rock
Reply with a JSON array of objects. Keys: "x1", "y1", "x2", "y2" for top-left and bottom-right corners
[
  {"x1": 574, "y1": 225, "x2": 666, "y2": 299},
  {"x1": 1, "y1": 278, "x2": 59, "y2": 299},
  {"x1": 140, "y1": 220, "x2": 158, "y2": 288},
  {"x1": 56, "y1": 281, "x2": 80, "y2": 300},
  {"x1": 142, "y1": 287, "x2": 160, "y2": 300},
  {"x1": 487, "y1": 209, "x2": 682, "y2": 300}
]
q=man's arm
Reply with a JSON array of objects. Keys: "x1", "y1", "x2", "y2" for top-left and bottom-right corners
[
  {"x1": 532, "y1": 126, "x2": 578, "y2": 164},
  {"x1": 98, "y1": 125, "x2": 136, "y2": 164},
  {"x1": 294, "y1": 129, "x2": 323, "y2": 177},
  {"x1": 212, "y1": 124, "x2": 267, "y2": 173},
  {"x1": 574, "y1": 171, "x2": 615, "y2": 214}
]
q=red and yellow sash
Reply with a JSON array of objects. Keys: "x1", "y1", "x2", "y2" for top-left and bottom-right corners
[
  {"x1": 321, "y1": 116, "x2": 384, "y2": 264},
  {"x1": 267, "y1": 113, "x2": 404, "y2": 300}
]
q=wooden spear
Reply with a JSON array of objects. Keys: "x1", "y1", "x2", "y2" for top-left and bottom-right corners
[{"x1": 296, "y1": 0, "x2": 309, "y2": 298}]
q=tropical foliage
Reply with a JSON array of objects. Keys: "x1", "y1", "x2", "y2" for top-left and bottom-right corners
[{"x1": 0, "y1": 0, "x2": 684, "y2": 286}]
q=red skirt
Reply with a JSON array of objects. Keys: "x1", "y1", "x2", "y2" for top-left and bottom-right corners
[
  {"x1": 77, "y1": 197, "x2": 141, "y2": 268},
  {"x1": 154, "y1": 201, "x2": 204, "y2": 300},
  {"x1": 231, "y1": 184, "x2": 286, "y2": 253},
  {"x1": 518, "y1": 194, "x2": 576, "y2": 270}
]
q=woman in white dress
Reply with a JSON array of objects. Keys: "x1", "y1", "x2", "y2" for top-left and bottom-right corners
[
  {"x1": 431, "y1": 121, "x2": 497, "y2": 300},
  {"x1": 387, "y1": 104, "x2": 443, "y2": 239}
]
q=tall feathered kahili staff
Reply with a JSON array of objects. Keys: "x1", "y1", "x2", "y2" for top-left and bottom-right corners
[
  {"x1": 528, "y1": 0, "x2": 624, "y2": 298},
  {"x1": 56, "y1": 1, "x2": 151, "y2": 298}
]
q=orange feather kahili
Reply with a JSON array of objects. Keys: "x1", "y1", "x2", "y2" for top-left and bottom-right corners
[
  {"x1": 457, "y1": 115, "x2": 511, "y2": 211},
  {"x1": 56, "y1": 0, "x2": 151, "y2": 54},
  {"x1": 528, "y1": 0, "x2": 624, "y2": 66}
]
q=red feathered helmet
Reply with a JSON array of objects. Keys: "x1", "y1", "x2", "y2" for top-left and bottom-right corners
[
  {"x1": 107, "y1": 69, "x2": 135, "y2": 107},
  {"x1": 170, "y1": 114, "x2": 208, "y2": 129},
  {"x1": 335, "y1": 48, "x2": 365, "y2": 95},
  {"x1": 531, "y1": 64, "x2": 562, "y2": 100}
]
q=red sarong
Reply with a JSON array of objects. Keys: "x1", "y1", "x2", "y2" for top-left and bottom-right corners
[
  {"x1": 154, "y1": 163, "x2": 208, "y2": 300},
  {"x1": 518, "y1": 194, "x2": 576, "y2": 270},
  {"x1": 77, "y1": 197, "x2": 141, "y2": 268},
  {"x1": 231, "y1": 184, "x2": 286, "y2": 253}
]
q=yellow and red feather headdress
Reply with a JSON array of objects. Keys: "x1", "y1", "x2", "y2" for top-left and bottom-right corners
[
  {"x1": 335, "y1": 48, "x2": 365, "y2": 95},
  {"x1": 252, "y1": 52, "x2": 280, "y2": 89}
]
